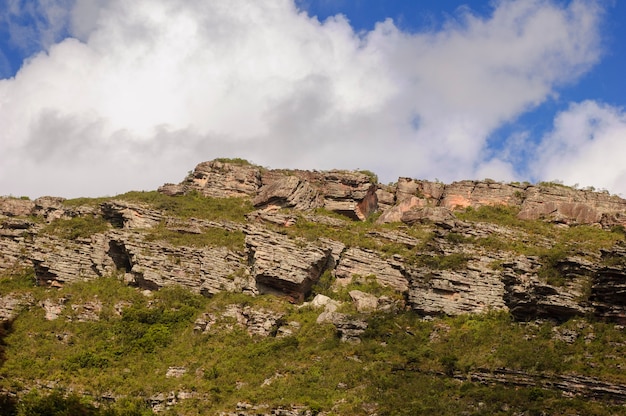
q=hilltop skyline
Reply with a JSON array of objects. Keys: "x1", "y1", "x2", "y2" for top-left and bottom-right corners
[{"x1": 1, "y1": 0, "x2": 626, "y2": 198}]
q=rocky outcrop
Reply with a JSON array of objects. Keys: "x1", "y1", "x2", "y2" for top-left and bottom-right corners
[
  {"x1": 407, "y1": 257, "x2": 507, "y2": 316},
  {"x1": 3, "y1": 159, "x2": 626, "y2": 324},
  {"x1": 316, "y1": 171, "x2": 378, "y2": 220},
  {"x1": 100, "y1": 201, "x2": 162, "y2": 229},
  {"x1": 591, "y1": 245, "x2": 626, "y2": 323},
  {"x1": 253, "y1": 174, "x2": 322, "y2": 211},
  {"x1": 245, "y1": 227, "x2": 333, "y2": 301},
  {"x1": 518, "y1": 185, "x2": 626, "y2": 225},
  {"x1": 502, "y1": 264, "x2": 591, "y2": 321},
  {"x1": 334, "y1": 247, "x2": 408, "y2": 292},
  {"x1": 194, "y1": 304, "x2": 289, "y2": 337},
  {"x1": 0, "y1": 197, "x2": 35, "y2": 217},
  {"x1": 172, "y1": 160, "x2": 263, "y2": 198},
  {"x1": 452, "y1": 368, "x2": 626, "y2": 403},
  {"x1": 0, "y1": 293, "x2": 33, "y2": 322}
]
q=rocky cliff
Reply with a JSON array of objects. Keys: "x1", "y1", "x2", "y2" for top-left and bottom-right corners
[
  {"x1": 2, "y1": 159, "x2": 626, "y2": 414},
  {"x1": 2, "y1": 159, "x2": 626, "y2": 323}
]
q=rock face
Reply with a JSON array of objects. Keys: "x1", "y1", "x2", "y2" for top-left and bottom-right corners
[
  {"x1": 407, "y1": 259, "x2": 507, "y2": 316},
  {"x1": 253, "y1": 175, "x2": 322, "y2": 211},
  {"x1": 334, "y1": 247, "x2": 408, "y2": 292},
  {"x1": 3, "y1": 158, "x2": 626, "y2": 324},
  {"x1": 162, "y1": 162, "x2": 379, "y2": 221},
  {"x1": 245, "y1": 227, "x2": 333, "y2": 301}
]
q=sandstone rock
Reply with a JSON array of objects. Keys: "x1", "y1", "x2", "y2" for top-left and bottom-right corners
[
  {"x1": 32, "y1": 196, "x2": 69, "y2": 222},
  {"x1": 375, "y1": 186, "x2": 396, "y2": 211},
  {"x1": 0, "y1": 293, "x2": 33, "y2": 322},
  {"x1": 457, "y1": 368, "x2": 626, "y2": 402},
  {"x1": 518, "y1": 184, "x2": 626, "y2": 225},
  {"x1": 0, "y1": 197, "x2": 35, "y2": 217},
  {"x1": 439, "y1": 180, "x2": 524, "y2": 210},
  {"x1": 253, "y1": 175, "x2": 322, "y2": 211},
  {"x1": 365, "y1": 229, "x2": 421, "y2": 249},
  {"x1": 334, "y1": 247, "x2": 408, "y2": 292},
  {"x1": 401, "y1": 206, "x2": 457, "y2": 229},
  {"x1": 376, "y1": 196, "x2": 427, "y2": 224},
  {"x1": 501, "y1": 257, "x2": 591, "y2": 321},
  {"x1": 180, "y1": 160, "x2": 262, "y2": 198},
  {"x1": 100, "y1": 200, "x2": 162, "y2": 229},
  {"x1": 245, "y1": 227, "x2": 332, "y2": 301},
  {"x1": 591, "y1": 261, "x2": 626, "y2": 323},
  {"x1": 395, "y1": 178, "x2": 445, "y2": 204},
  {"x1": 317, "y1": 171, "x2": 378, "y2": 220},
  {"x1": 157, "y1": 183, "x2": 186, "y2": 196},
  {"x1": 319, "y1": 312, "x2": 368, "y2": 342},
  {"x1": 0, "y1": 218, "x2": 36, "y2": 238},
  {"x1": 309, "y1": 294, "x2": 333, "y2": 309},
  {"x1": 196, "y1": 304, "x2": 286, "y2": 337},
  {"x1": 246, "y1": 210, "x2": 298, "y2": 227},
  {"x1": 166, "y1": 367, "x2": 187, "y2": 378},
  {"x1": 407, "y1": 257, "x2": 507, "y2": 316},
  {"x1": 70, "y1": 300, "x2": 102, "y2": 322},
  {"x1": 41, "y1": 298, "x2": 67, "y2": 320},
  {"x1": 349, "y1": 290, "x2": 378, "y2": 312}
]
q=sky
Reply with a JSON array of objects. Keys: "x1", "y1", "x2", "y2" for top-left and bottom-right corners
[{"x1": 1, "y1": 0, "x2": 626, "y2": 199}]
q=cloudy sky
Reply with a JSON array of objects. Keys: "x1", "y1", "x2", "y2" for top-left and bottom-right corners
[{"x1": 1, "y1": 0, "x2": 625, "y2": 198}]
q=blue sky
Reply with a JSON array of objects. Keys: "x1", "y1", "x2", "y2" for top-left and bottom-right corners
[{"x1": 1, "y1": 0, "x2": 626, "y2": 198}]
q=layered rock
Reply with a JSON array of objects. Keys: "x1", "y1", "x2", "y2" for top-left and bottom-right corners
[
  {"x1": 100, "y1": 200, "x2": 162, "y2": 229},
  {"x1": 253, "y1": 174, "x2": 322, "y2": 211},
  {"x1": 407, "y1": 257, "x2": 507, "y2": 316},
  {"x1": 382, "y1": 178, "x2": 626, "y2": 227},
  {"x1": 334, "y1": 247, "x2": 408, "y2": 292},
  {"x1": 245, "y1": 227, "x2": 333, "y2": 301},
  {"x1": 173, "y1": 160, "x2": 262, "y2": 198},
  {"x1": 316, "y1": 171, "x2": 378, "y2": 220},
  {"x1": 518, "y1": 185, "x2": 626, "y2": 225},
  {"x1": 591, "y1": 245, "x2": 626, "y2": 323},
  {"x1": 0, "y1": 197, "x2": 35, "y2": 217}
]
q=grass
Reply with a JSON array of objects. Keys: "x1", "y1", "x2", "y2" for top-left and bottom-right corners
[
  {"x1": 143, "y1": 223, "x2": 245, "y2": 251},
  {"x1": 1, "y1": 275, "x2": 625, "y2": 414},
  {"x1": 213, "y1": 158, "x2": 254, "y2": 166},
  {"x1": 42, "y1": 216, "x2": 110, "y2": 240},
  {"x1": 116, "y1": 191, "x2": 254, "y2": 223}
]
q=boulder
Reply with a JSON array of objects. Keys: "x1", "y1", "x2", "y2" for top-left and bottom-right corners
[
  {"x1": 401, "y1": 206, "x2": 457, "y2": 229},
  {"x1": 349, "y1": 290, "x2": 378, "y2": 312}
]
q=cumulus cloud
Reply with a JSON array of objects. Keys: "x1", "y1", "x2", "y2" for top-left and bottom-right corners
[
  {"x1": 0, "y1": 0, "x2": 605, "y2": 197},
  {"x1": 532, "y1": 101, "x2": 626, "y2": 195}
]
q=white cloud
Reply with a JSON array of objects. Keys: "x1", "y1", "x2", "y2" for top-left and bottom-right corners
[
  {"x1": 0, "y1": 0, "x2": 605, "y2": 198},
  {"x1": 533, "y1": 101, "x2": 626, "y2": 195}
]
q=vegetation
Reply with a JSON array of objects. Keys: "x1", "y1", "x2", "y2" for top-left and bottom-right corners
[
  {"x1": 43, "y1": 216, "x2": 111, "y2": 240},
  {"x1": 1, "y1": 275, "x2": 625, "y2": 414},
  {"x1": 213, "y1": 157, "x2": 254, "y2": 166},
  {"x1": 144, "y1": 223, "x2": 245, "y2": 251},
  {"x1": 4, "y1": 178, "x2": 626, "y2": 414}
]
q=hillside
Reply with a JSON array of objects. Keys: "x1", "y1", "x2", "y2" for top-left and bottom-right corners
[{"x1": 1, "y1": 158, "x2": 626, "y2": 415}]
